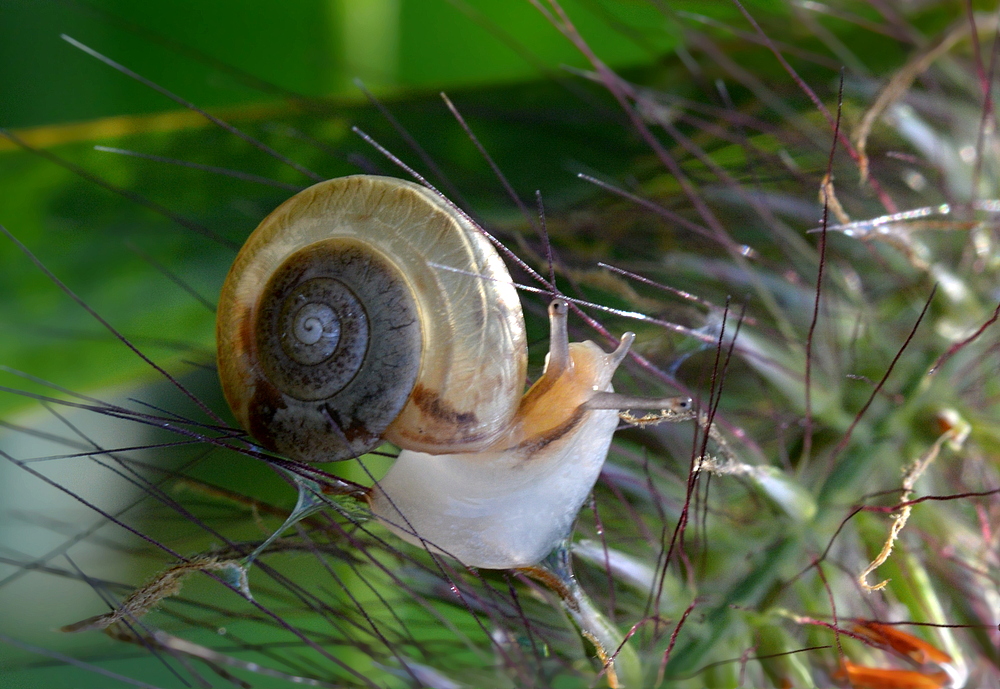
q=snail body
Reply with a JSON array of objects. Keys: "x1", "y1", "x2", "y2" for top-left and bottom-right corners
[
  {"x1": 370, "y1": 303, "x2": 632, "y2": 568},
  {"x1": 218, "y1": 175, "x2": 689, "y2": 569}
]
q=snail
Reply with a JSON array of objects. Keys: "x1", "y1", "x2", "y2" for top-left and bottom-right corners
[{"x1": 217, "y1": 175, "x2": 690, "y2": 569}]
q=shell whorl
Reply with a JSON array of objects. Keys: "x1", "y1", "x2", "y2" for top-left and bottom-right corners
[{"x1": 217, "y1": 175, "x2": 527, "y2": 462}]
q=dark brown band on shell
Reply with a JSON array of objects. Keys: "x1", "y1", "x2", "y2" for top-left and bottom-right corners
[{"x1": 246, "y1": 238, "x2": 423, "y2": 461}]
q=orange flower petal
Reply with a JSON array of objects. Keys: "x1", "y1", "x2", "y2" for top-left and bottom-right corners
[
  {"x1": 838, "y1": 660, "x2": 949, "y2": 689},
  {"x1": 853, "y1": 621, "x2": 953, "y2": 665}
]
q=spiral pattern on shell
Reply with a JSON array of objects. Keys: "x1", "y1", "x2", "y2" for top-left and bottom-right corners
[{"x1": 217, "y1": 175, "x2": 527, "y2": 462}]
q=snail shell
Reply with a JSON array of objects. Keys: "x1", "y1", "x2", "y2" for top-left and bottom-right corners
[{"x1": 217, "y1": 175, "x2": 527, "y2": 462}]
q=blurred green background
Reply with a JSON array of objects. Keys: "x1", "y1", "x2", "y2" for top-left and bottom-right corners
[{"x1": 1, "y1": 0, "x2": 679, "y2": 129}]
